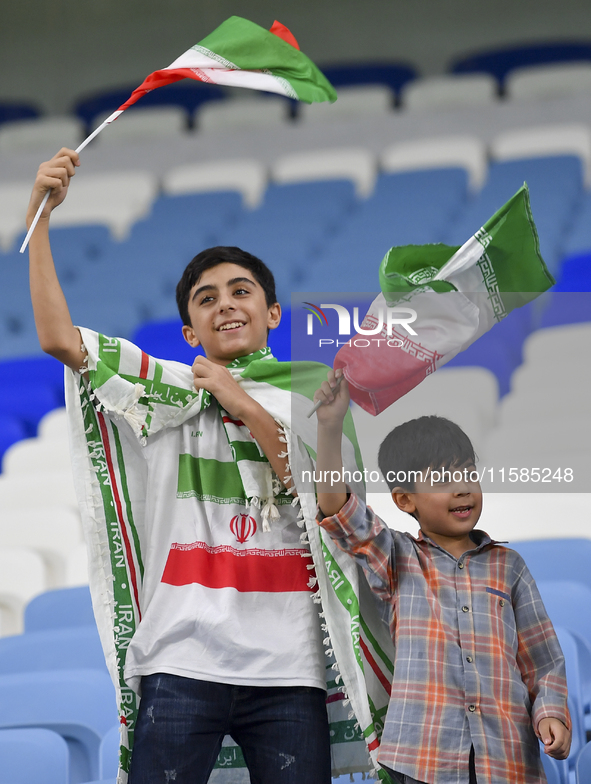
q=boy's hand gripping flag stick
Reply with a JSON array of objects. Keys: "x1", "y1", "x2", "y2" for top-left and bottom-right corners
[
  {"x1": 20, "y1": 16, "x2": 336, "y2": 254},
  {"x1": 307, "y1": 373, "x2": 344, "y2": 418}
]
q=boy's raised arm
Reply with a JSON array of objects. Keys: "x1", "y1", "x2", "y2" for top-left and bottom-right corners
[
  {"x1": 27, "y1": 148, "x2": 87, "y2": 372},
  {"x1": 314, "y1": 368, "x2": 349, "y2": 516}
]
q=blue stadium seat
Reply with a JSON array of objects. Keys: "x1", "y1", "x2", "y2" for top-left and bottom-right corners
[
  {"x1": 0, "y1": 626, "x2": 107, "y2": 675},
  {"x1": 0, "y1": 727, "x2": 69, "y2": 784},
  {"x1": 319, "y1": 62, "x2": 417, "y2": 99},
  {"x1": 443, "y1": 157, "x2": 584, "y2": 275},
  {"x1": 310, "y1": 168, "x2": 469, "y2": 294},
  {"x1": 217, "y1": 180, "x2": 358, "y2": 305},
  {"x1": 576, "y1": 741, "x2": 591, "y2": 784},
  {"x1": 553, "y1": 627, "x2": 586, "y2": 756},
  {"x1": 99, "y1": 725, "x2": 120, "y2": 780},
  {"x1": 0, "y1": 102, "x2": 40, "y2": 126},
  {"x1": 0, "y1": 414, "x2": 28, "y2": 469},
  {"x1": 0, "y1": 669, "x2": 117, "y2": 783},
  {"x1": 510, "y1": 539, "x2": 591, "y2": 592},
  {"x1": 47, "y1": 225, "x2": 113, "y2": 281},
  {"x1": 0, "y1": 382, "x2": 62, "y2": 437},
  {"x1": 24, "y1": 586, "x2": 95, "y2": 633},
  {"x1": 562, "y1": 191, "x2": 591, "y2": 259},
  {"x1": 450, "y1": 42, "x2": 591, "y2": 90},
  {"x1": 73, "y1": 82, "x2": 225, "y2": 131},
  {"x1": 535, "y1": 581, "x2": 591, "y2": 651},
  {"x1": 541, "y1": 746, "x2": 569, "y2": 784},
  {"x1": 0, "y1": 355, "x2": 65, "y2": 400},
  {"x1": 539, "y1": 293, "x2": 591, "y2": 328},
  {"x1": 554, "y1": 253, "x2": 591, "y2": 292}
]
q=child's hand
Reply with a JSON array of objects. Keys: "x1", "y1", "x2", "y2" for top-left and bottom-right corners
[
  {"x1": 313, "y1": 368, "x2": 349, "y2": 428},
  {"x1": 27, "y1": 148, "x2": 80, "y2": 227},
  {"x1": 190, "y1": 356, "x2": 249, "y2": 418},
  {"x1": 537, "y1": 718, "x2": 571, "y2": 759}
]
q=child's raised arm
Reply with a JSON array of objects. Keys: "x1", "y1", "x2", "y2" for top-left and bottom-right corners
[
  {"x1": 27, "y1": 148, "x2": 87, "y2": 372},
  {"x1": 314, "y1": 368, "x2": 349, "y2": 516}
]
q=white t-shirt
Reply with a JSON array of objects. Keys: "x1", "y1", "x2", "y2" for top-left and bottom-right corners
[{"x1": 122, "y1": 402, "x2": 325, "y2": 693}]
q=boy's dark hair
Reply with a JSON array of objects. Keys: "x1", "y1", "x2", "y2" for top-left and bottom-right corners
[
  {"x1": 176, "y1": 246, "x2": 278, "y2": 327},
  {"x1": 378, "y1": 415, "x2": 476, "y2": 492}
]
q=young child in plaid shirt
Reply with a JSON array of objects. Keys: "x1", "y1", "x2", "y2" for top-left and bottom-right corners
[{"x1": 313, "y1": 369, "x2": 571, "y2": 784}]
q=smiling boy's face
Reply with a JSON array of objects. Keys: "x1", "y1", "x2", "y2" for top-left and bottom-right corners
[
  {"x1": 181, "y1": 262, "x2": 281, "y2": 365},
  {"x1": 392, "y1": 463, "x2": 483, "y2": 550}
]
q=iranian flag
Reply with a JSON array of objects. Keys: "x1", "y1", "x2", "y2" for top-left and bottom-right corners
[
  {"x1": 116, "y1": 16, "x2": 336, "y2": 114},
  {"x1": 335, "y1": 185, "x2": 555, "y2": 415}
]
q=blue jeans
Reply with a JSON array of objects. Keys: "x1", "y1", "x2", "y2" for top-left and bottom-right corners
[{"x1": 128, "y1": 673, "x2": 331, "y2": 784}]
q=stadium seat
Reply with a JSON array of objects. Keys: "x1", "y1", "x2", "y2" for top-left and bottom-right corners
[
  {"x1": 536, "y1": 582, "x2": 591, "y2": 652},
  {"x1": 65, "y1": 543, "x2": 89, "y2": 587},
  {"x1": 299, "y1": 85, "x2": 394, "y2": 123},
  {"x1": 553, "y1": 627, "x2": 587, "y2": 752},
  {"x1": 272, "y1": 148, "x2": 377, "y2": 197},
  {"x1": 48, "y1": 170, "x2": 159, "y2": 240},
  {"x1": 0, "y1": 180, "x2": 38, "y2": 252},
  {"x1": 163, "y1": 159, "x2": 267, "y2": 208},
  {"x1": 0, "y1": 116, "x2": 84, "y2": 155},
  {"x1": 92, "y1": 105, "x2": 189, "y2": 145},
  {"x1": 0, "y1": 101, "x2": 40, "y2": 126},
  {"x1": 2, "y1": 436, "x2": 71, "y2": 474},
  {"x1": 318, "y1": 62, "x2": 416, "y2": 97},
  {"x1": 541, "y1": 751, "x2": 569, "y2": 784},
  {"x1": 450, "y1": 42, "x2": 591, "y2": 90},
  {"x1": 99, "y1": 724, "x2": 120, "y2": 779},
  {"x1": 480, "y1": 496, "x2": 591, "y2": 542},
  {"x1": 554, "y1": 253, "x2": 591, "y2": 292},
  {"x1": 0, "y1": 547, "x2": 48, "y2": 635},
  {"x1": 73, "y1": 82, "x2": 225, "y2": 132},
  {"x1": 538, "y1": 293, "x2": 591, "y2": 327},
  {"x1": 38, "y1": 407, "x2": 68, "y2": 440},
  {"x1": 0, "y1": 414, "x2": 28, "y2": 469},
  {"x1": 24, "y1": 586, "x2": 94, "y2": 633},
  {"x1": 576, "y1": 741, "x2": 591, "y2": 783},
  {"x1": 0, "y1": 726, "x2": 70, "y2": 784},
  {"x1": 506, "y1": 62, "x2": 591, "y2": 103},
  {"x1": 310, "y1": 168, "x2": 469, "y2": 293},
  {"x1": 381, "y1": 135, "x2": 488, "y2": 191},
  {"x1": 519, "y1": 322, "x2": 591, "y2": 369},
  {"x1": 0, "y1": 383, "x2": 64, "y2": 439},
  {"x1": 508, "y1": 542, "x2": 591, "y2": 592},
  {"x1": 46, "y1": 225, "x2": 114, "y2": 280},
  {"x1": 0, "y1": 470, "x2": 77, "y2": 512},
  {"x1": 0, "y1": 507, "x2": 82, "y2": 587},
  {"x1": 0, "y1": 355, "x2": 65, "y2": 401},
  {"x1": 0, "y1": 669, "x2": 118, "y2": 782},
  {"x1": 561, "y1": 189, "x2": 591, "y2": 258},
  {"x1": 490, "y1": 124, "x2": 591, "y2": 185},
  {"x1": 196, "y1": 95, "x2": 291, "y2": 132},
  {"x1": 0, "y1": 625, "x2": 106, "y2": 674},
  {"x1": 400, "y1": 74, "x2": 498, "y2": 111}
]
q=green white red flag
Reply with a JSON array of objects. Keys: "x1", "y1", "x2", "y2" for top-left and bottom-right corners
[
  {"x1": 335, "y1": 185, "x2": 555, "y2": 415},
  {"x1": 116, "y1": 16, "x2": 336, "y2": 113}
]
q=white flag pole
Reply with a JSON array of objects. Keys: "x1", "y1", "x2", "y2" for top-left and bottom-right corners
[{"x1": 19, "y1": 110, "x2": 123, "y2": 254}]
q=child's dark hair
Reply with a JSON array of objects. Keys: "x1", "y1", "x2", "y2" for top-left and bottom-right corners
[
  {"x1": 176, "y1": 246, "x2": 277, "y2": 327},
  {"x1": 378, "y1": 415, "x2": 477, "y2": 492}
]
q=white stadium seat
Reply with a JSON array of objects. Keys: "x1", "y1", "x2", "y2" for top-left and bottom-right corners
[
  {"x1": 272, "y1": 147, "x2": 377, "y2": 197},
  {"x1": 505, "y1": 62, "x2": 591, "y2": 103},
  {"x1": 298, "y1": 85, "x2": 394, "y2": 123},
  {"x1": 196, "y1": 96, "x2": 290, "y2": 133},
  {"x1": 2, "y1": 436, "x2": 71, "y2": 474},
  {"x1": 490, "y1": 123, "x2": 591, "y2": 185},
  {"x1": 521, "y1": 322, "x2": 591, "y2": 366},
  {"x1": 0, "y1": 116, "x2": 84, "y2": 154},
  {"x1": 0, "y1": 507, "x2": 83, "y2": 588},
  {"x1": 400, "y1": 74, "x2": 498, "y2": 111},
  {"x1": 48, "y1": 169, "x2": 159, "y2": 239},
  {"x1": 0, "y1": 547, "x2": 49, "y2": 635},
  {"x1": 0, "y1": 181, "x2": 37, "y2": 251},
  {"x1": 0, "y1": 471, "x2": 77, "y2": 511},
  {"x1": 65, "y1": 542, "x2": 89, "y2": 587},
  {"x1": 381, "y1": 135, "x2": 488, "y2": 190},
  {"x1": 163, "y1": 159, "x2": 268, "y2": 208},
  {"x1": 93, "y1": 106, "x2": 189, "y2": 144},
  {"x1": 37, "y1": 407, "x2": 68, "y2": 441}
]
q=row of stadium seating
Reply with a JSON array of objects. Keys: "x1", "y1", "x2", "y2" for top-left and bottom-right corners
[
  {"x1": 1, "y1": 538, "x2": 591, "y2": 784},
  {"x1": 3, "y1": 39, "x2": 591, "y2": 130}
]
